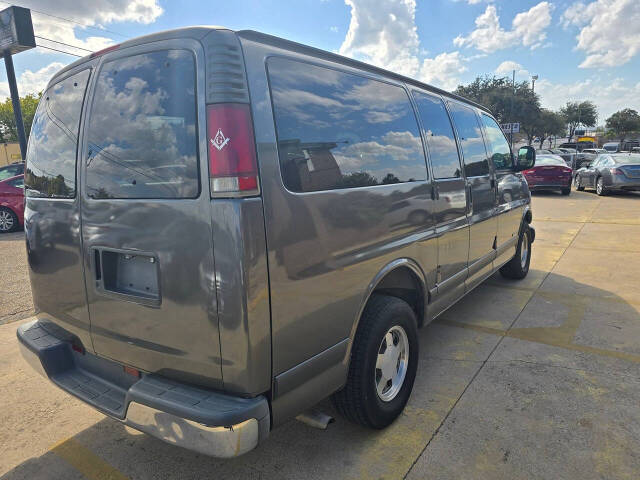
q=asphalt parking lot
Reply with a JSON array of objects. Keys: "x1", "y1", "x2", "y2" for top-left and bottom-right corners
[{"x1": 1, "y1": 188, "x2": 640, "y2": 479}]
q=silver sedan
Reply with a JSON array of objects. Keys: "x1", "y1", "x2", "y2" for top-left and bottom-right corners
[{"x1": 574, "y1": 153, "x2": 640, "y2": 195}]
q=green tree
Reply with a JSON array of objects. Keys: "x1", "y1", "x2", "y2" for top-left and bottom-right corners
[
  {"x1": 0, "y1": 93, "x2": 41, "y2": 143},
  {"x1": 455, "y1": 75, "x2": 540, "y2": 145},
  {"x1": 605, "y1": 108, "x2": 640, "y2": 142},
  {"x1": 532, "y1": 109, "x2": 566, "y2": 148},
  {"x1": 559, "y1": 101, "x2": 597, "y2": 142}
]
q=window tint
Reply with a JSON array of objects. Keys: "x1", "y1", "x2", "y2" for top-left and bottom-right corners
[
  {"x1": 412, "y1": 91, "x2": 462, "y2": 179},
  {"x1": 0, "y1": 163, "x2": 23, "y2": 180},
  {"x1": 448, "y1": 103, "x2": 489, "y2": 176},
  {"x1": 268, "y1": 58, "x2": 427, "y2": 192},
  {"x1": 535, "y1": 155, "x2": 566, "y2": 166},
  {"x1": 480, "y1": 114, "x2": 513, "y2": 170},
  {"x1": 25, "y1": 70, "x2": 90, "y2": 198},
  {"x1": 8, "y1": 176, "x2": 24, "y2": 188},
  {"x1": 86, "y1": 50, "x2": 199, "y2": 199}
]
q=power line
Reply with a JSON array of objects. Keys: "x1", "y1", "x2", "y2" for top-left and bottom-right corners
[
  {"x1": 35, "y1": 44, "x2": 82, "y2": 58},
  {"x1": 0, "y1": 1, "x2": 128, "y2": 39},
  {"x1": 35, "y1": 35, "x2": 93, "y2": 53}
]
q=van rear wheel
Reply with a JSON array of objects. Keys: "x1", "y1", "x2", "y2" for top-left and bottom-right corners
[
  {"x1": 332, "y1": 294, "x2": 418, "y2": 429},
  {"x1": 499, "y1": 224, "x2": 531, "y2": 280}
]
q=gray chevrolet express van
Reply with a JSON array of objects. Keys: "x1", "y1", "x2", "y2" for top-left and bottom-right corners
[{"x1": 18, "y1": 27, "x2": 535, "y2": 457}]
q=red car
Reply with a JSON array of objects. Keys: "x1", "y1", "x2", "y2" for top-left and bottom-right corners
[
  {"x1": 0, "y1": 174, "x2": 24, "y2": 232},
  {"x1": 522, "y1": 154, "x2": 573, "y2": 195}
]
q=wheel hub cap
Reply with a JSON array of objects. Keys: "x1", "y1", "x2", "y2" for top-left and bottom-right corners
[
  {"x1": 375, "y1": 325, "x2": 409, "y2": 402},
  {"x1": 0, "y1": 211, "x2": 13, "y2": 231},
  {"x1": 520, "y1": 231, "x2": 529, "y2": 269}
]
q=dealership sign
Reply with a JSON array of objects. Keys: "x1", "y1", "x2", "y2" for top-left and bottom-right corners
[
  {"x1": 0, "y1": 6, "x2": 34, "y2": 55},
  {"x1": 500, "y1": 122, "x2": 520, "y2": 134}
]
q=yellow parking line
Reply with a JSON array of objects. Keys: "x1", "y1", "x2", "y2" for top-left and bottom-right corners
[{"x1": 51, "y1": 437, "x2": 129, "y2": 480}]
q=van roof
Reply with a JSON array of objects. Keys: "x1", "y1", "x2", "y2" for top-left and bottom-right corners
[{"x1": 49, "y1": 26, "x2": 490, "y2": 115}]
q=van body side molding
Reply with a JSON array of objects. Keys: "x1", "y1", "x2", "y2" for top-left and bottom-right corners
[{"x1": 274, "y1": 338, "x2": 349, "y2": 398}]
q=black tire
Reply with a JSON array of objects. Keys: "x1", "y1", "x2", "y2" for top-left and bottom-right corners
[
  {"x1": 332, "y1": 294, "x2": 419, "y2": 429},
  {"x1": 499, "y1": 224, "x2": 531, "y2": 280},
  {"x1": 574, "y1": 175, "x2": 584, "y2": 191},
  {"x1": 596, "y1": 176, "x2": 607, "y2": 196},
  {"x1": 561, "y1": 187, "x2": 571, "y2": 196},
  {"x1": 0, "y1": 207, "x2": 18, "y2": 233}
]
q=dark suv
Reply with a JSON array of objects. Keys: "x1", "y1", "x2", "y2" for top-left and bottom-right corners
[{"x1": 18, "y1": 27, "x2": 535, "y2": 457}]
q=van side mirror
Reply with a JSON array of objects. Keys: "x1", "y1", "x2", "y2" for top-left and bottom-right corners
[{"x1": 516, "y1": 146, "x2": 535, "y2": 171}]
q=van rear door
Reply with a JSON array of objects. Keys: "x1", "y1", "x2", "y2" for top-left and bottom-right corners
[
  {"x1": 80, "y1": 42, "x2": 223, "y2": 387},
  {"x1": 25, "y1": 63, "x2": 95, "y2": 349}
]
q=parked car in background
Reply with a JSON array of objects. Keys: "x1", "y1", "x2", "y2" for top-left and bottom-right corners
[
  {"x1": 574, "y1": 153, "x2": 640, "y2": 195},
  {"x1": 603, "y1": 142, "x2": 620, "y2": 152},
  {"x1": 16, "y1": 26, "x2": 537, "y2": 458},
  {"x1": 0, "y1": 162, "x2": 24, "y2": 181},
  {"x1": 523, "y1": 154, "x2": 572, "y2": 195},
  {"x1": 540, "y1": 148, "x2": 579, "y2": 171},
  {"x1": 0, "y1": 174, "x2": 24, "y2": 232},
  {"x1": 620, "y1": 141, "x2": 640, "y2": 152}
]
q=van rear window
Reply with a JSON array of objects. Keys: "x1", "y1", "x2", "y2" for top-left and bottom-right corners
[
  {"x1": 25, "y1": 69, "x2": 90, "y2": 198},
  {"x1": 86, "y1": 50, "x2": 199, "y2": 199},
  {"x1": 268, "y1": 58, "x2": 427, "y2": 193}
]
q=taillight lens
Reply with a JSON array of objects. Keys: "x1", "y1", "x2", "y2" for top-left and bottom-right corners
[
  {"x1": 612, "y1": 167, "x2": 624, "y2": 175},
  {"x1": 523, "y1": 169, "x2": 535, "y2": 175},
  {"x1": 562, "y1": 167, "x2": 572, "y2": 173},
  {"x1": 207, "y1": 103, "x2": 259, "y2": 197}
]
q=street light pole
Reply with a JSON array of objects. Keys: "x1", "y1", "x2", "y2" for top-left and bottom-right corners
[
  {"x1": 531, "y1": 74, "x2": 538, "y2": 95},
  {"x1": 509, "y1": 69, "x2": 515, "y2": 150}
]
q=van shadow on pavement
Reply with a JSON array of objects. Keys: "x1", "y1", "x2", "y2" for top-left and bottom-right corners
[{"x1": 3, "y1": 270, "x2": 640, "y2": 480}]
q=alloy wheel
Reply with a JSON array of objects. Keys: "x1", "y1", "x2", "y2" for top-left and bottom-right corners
[
  {"x1": 0, "y1": 210, "x2": 14, "y2": 232},
  {"x1": 520, "y1": 230, "x2": 529, "y2": 270},
  {"x1": 375, "y1": 325, "x2": 409, "y2": 402}
]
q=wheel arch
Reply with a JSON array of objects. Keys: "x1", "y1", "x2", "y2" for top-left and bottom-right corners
[{"x1": 343, "y1": 258, "x2": 428, "y2": 369}]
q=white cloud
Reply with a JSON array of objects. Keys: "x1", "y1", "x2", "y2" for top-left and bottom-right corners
[
  {"x1": 338, "y1": 0, "x2": 467, "y2": 91},
  {"x1": 495, "y1": 60, "x2": 529, "y2": 77},
  {"x1": 454, "y1": 3, "x2": 553, "y2": 53},
  {"x1": 339, "y1": 0, "x2": 420, "y2": 77},
  {"x1": 29, "y1": 0, "x2": 162, "y2": 55},
  {"x1": 561, "y1": 0, "x2": 640, "y2": 68},
  {"x1": 0, "y1": 62, "x2": 66, "y2": 98},
  {"x1": 536, "y1": 77, "x2": 640, "y2": 121},
  {"x1": 419, "y1": 51, "x2": 467, "y2": 91}
]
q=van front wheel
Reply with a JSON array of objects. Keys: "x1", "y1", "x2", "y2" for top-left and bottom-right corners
[
  {"x1": 499, "y1": 224, "x2": 531, "y2": 280},
  {"x1": 332, "y1": 294, "x2": 418, "y2": 429}
]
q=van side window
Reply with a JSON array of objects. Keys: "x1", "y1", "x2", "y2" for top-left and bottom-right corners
[
  {"x1": 411, "y1": 91, "x2": 462, "y2": 179},
  {"x1": 448, "y1": 103, "x2": 490, "y2": 177},
  {"x1": 25, "y1": 69, "x2": 90, "y2": 198},
  {"x1": 480, "y1": 114, "x2": 513, "y2": 170},
  {"x1": 268, "y1": 58, "x2": 427, "y2": 192},
  {"x1": 86, "y1": 50, "x2": 199, "y2": 199}
]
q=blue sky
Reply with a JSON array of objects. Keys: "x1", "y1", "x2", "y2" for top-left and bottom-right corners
[{"x1": 1, "y1": 0, "x2": 638, "y2": 122}]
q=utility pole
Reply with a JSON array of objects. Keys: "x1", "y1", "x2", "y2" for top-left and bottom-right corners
[
  {"x1": 3, "y1": 52, "x2": 27, "y2": 159},
  {"x1": 0, "y1": 7, "x2": 35, "y2": 161}
]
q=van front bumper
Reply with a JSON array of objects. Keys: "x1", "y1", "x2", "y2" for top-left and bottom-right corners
[{"x1": 17, "y1": 319, "x2": 270, "y2": 458}]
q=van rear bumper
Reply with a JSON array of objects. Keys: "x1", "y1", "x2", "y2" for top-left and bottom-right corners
[{"x1": 17, "y1": 319, "x2": 270, "y2": 458}]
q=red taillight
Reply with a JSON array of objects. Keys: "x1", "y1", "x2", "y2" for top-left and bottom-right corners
[
  {"x1": 90, "y1": 44, "x2": 120, "y2": 58},
  {"x1": 124, "y1": 366, "x2": 140, "y2": 378},
  {"x1": 523, "y1": 169, "x2": 535, "y2": 175},
  {"x1": 207, "y1": 103, "x2": 259, "y2": 197},
  {"x1": 562, "y1": 167, "x2": 572, "y2": 174}
]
